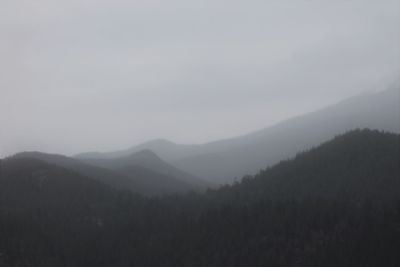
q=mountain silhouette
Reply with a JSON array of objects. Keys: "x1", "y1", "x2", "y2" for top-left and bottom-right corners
[
  {"x1": 1, "y1": 129, "x2": 399, "y2": 266},
  {"x1": 77, "y1": 86, "x2": 400, "y2": 184},
  {"x1": 11, "y1": 151, "x2": 208, "y2": 195}
]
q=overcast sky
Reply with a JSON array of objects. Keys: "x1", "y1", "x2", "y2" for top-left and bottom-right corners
[{"x1": 1, "y1": 0, "x2": 399, "y2": 157}]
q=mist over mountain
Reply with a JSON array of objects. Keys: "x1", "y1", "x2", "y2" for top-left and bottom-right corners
[
  {"x1": 77, "y1": 86, "x2": 400, "y2": 184},
  {"x1": 1, "y1": 130, "x2": 399, "y2": 266},
  {"x1": 80, "y1": 149, "x2": 212, "y2": 187},
  {"x1": 11, "y1": 150, "x2": 208, "y2": 195},
  {"x1": 76, "y1": 139, "x2": 197, "y2": 162},
  {"x1": 2, "y1": 0, "x2": 399, "y2": 265}
]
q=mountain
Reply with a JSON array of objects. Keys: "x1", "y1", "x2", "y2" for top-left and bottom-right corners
[
  {"x1": 219, "y1": 129, "x2": 400, "y2": 202},
  {"x1": 79, "y1": 149, "x2": 212, "y2": 188},
  {"x1": 1, "y1": 130, "x2": 399, "y2": 266},
  {"x1": 0, "y1": 157, "x2": 141, "y2": 266},
  {"x1": 12, "y1": 151, "x2": 136, "y2": 191},
  {"x1": 0, "y1": 157, "x2": 121, "y2": 213},
  {"x1": 77, "y1": 86, "x2": 400, "y2": 184},
  {"x1": 11, "y1": 151, "x2": 208, "y2": 195},
  {"x1": 76, "y1": 139, "x2": 200, "y2": 162}
]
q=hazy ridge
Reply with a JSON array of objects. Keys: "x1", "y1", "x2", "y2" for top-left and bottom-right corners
[{"x1": 76, "y1": 86, "x2": 400, "y2": 184}]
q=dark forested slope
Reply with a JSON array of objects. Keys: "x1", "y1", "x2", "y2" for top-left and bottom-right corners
[
  {"x1": 220, "y1": 129, "x2": 400, "y2": 203},
  {"x1": 12, "y1": 151, "x2": 206, "y2": 196},
  {"x1": 0, "y1": 129, "x2": 399, "y2": 266},
  {"x1": 0, "y1": 157, "x2": 143, "y2": 266}
]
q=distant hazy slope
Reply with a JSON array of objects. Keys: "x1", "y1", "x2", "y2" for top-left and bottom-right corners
[
  {"x1": 76, "y1": 86, "x2": 400, "y2": 184},
  {"x1": 11, "y1": 152, "x2": 207, "y2": 195},
  {"x1": 79, "y1": 149, "x2": 212, "y2": 188},
  {"x1": 12, "y1": 152, "x2": 136, "y2": 191},
  {"x1": 173, "y1": 86, "x2": 400, "y2": 183},
  {"x1": 76, "y1": 139, "x2": 201, "y2": 162}
]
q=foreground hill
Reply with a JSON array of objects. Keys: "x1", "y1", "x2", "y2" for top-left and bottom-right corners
[
  {"x1": 77, "y1": 86, "x2": 400, "y2": 184},
  {"x1": 12, "y1": 151, "x2": 207, "y2": 195},
  {"x1": 0, "y1": 157, "x2": 124, "y2": 214},
  {"x1": 0, "y1": 129, "x2": 399, "y2": 266},
  {"x1": 0, "y1": 157, "x2": 143, "y2": 266},
  {"x1": 217, "y1": 129, "x2": 400, "y2": 203}
]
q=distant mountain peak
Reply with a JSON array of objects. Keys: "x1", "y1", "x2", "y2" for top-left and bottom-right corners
[
  {"x1": 146, "y1": 139, "x2": 175, "y2": 145},
  {"x1": 134, "y1": 139, "x2": 177, "y2": 149},
  {"x1": 74, "y1": 139, "x2": 177, "y2": 160},
  {"x1": 127, "y1": 149, "x2": 161, "y2": 161},
  {"x1": 12, "y1": 151, "x2": 69, "y2": 161}
]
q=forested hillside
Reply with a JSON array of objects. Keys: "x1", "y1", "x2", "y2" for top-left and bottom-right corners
[
  {"x1": 12, "y1": 151, "x2": 207, "y2": 196},
  {"x1": 220, "y1": 129, "x2": 400, "y2": 202},
  {"x1": 0, "y1": 129, "x2": 399, "y2": 266}
]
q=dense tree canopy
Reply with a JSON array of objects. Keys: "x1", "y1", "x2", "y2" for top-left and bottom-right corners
[{"x1": 0, "y1": 129, "x2": 399, "y2": 266}]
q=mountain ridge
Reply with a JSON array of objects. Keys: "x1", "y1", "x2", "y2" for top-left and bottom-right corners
[
  {"x1": 1, "y1": 129, "x2": 399, "y2": 266},
  {"x1": 74, "y1": 86, "x2": 400, "y2": 184},
  {"x1": 11, "y1": 150, "x2": 209, "y2": 195}
]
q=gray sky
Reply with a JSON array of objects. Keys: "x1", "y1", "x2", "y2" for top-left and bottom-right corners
[{"x1": 1, "y1": 0, "x2": 399, "y2": 157}]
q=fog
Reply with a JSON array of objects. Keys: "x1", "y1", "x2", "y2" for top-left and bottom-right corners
[{"x1": 1, "y1": 0, "x2": 399, "y2": 157}]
